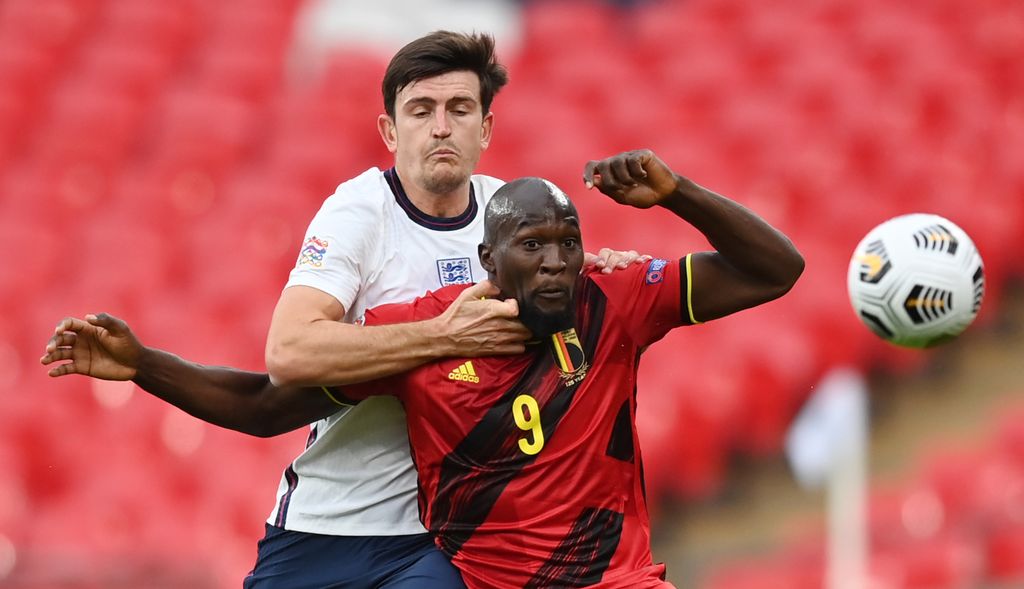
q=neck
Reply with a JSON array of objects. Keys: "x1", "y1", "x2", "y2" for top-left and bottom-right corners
[{"x1": 395, "y1": 167, "x2": 471, "y2": 218}]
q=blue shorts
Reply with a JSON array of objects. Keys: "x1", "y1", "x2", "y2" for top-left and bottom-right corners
[{"x1": 243, "y1": 524, "x2": 465, "y2": 589}]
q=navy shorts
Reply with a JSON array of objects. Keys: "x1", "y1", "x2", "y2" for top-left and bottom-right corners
[{"x1": 243, "y1": 525, "x2": 465, "y2": 589}]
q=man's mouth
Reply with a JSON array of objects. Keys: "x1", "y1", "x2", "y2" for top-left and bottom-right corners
[{"x1": 534, "y1": 286, "x2": 569, "y2": 301}]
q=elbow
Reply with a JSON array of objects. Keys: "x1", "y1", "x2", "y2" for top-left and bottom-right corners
[
  {"x1": 783, "y1": 245, "x2": 806, "y2": 289},
  {"x1": 771, "y1": 244, "x2": 805, "y2": 298},
  {"x1": 245, "y1": 422, "x2": 289, "y2": 439},
  {"x1": 266, "y1": 340, "x2": 310, "y2": 388},
  {"x1": 233, "y1": 421, "x2": 289, "y2": 438}
]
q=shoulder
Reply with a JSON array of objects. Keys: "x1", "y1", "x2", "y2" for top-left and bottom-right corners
[
  {"x1": 581, "y1": 258, "x2": 679, "y2": 304},
  {"x1": 586, "y1": 258, "x2": 676, "y2": 288},
  {"x1": 471, "y1": 173, "x2": 506, "y2": 203},
  {"x1": 317, "y1": 167, "x2": 391, "y2": 217}
]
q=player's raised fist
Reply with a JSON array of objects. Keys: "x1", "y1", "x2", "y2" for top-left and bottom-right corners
[{"x1": 583, "y1": 149, "x2": 679, "y2": 209}]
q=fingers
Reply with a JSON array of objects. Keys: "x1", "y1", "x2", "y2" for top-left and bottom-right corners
[
  {"x1": 52, "y1": 316, "x2": 92, "y2": 336},
  {"x1": 466, "y1": 281, "x2": 520, "y2": 318},
  {"x1": 609, "y1": 157, "x2": 635, "y2": 187},
  {"x1": 488, "y1": 297, "x2": 520, "y2": 319},
  {"x1": 587, "y1": 248, "x2": 651, "y2": 274},
  {"x1": 87, "y1": 312, "x2": 128, "y2": 335},
  {"x1": 44, "y1": 331, "x2": 77, "y2": 354},
  {"x1": 583, "y1": 151, "x2": 651, "y2": 190},
  {"x1": 47, "y1": 362, "x2": 76, "y2": 378},
  {"x1": 40, "y1": 347, "x2": 81, "y2": 376},
  {"x1": 460, "y1": 280, "x2": 500, "y2": 301},
  {"x1": 40, "y1": 347, "x2": 75, "y2": 365},
  {"x1": 583, "y1": 161, "x2": 598, "y2": 189},
  {"x1": 603, "y1": 249, "x2": 637, "y2": 273},
  {"x1": 625, "y1": 155, "x2": 647, "y2": 180}
]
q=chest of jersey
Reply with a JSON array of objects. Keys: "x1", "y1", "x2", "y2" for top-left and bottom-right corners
[{"x1": 353, "y1": 202, "x2": 487, "y2": 318}]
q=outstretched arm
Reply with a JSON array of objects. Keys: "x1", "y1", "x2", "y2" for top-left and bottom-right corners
[
  {"x1": 584, "y1": 149, "x2": 804, "y2": 322},
  {"x1": 41, "y1": 314, "x2": 339, "y2": 437},
  {"x1": 266, "y1": 280, "x2": 532, "y2": 387}
]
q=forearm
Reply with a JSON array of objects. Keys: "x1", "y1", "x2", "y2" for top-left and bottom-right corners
[
  {"x1": 132, "y1": 348, "x2": 335, "y2": 437},
  {"x1": 661, "y1": 176, "x2": 804, "y2": 287},
  {"x1": 266, "y1": 318, "x2": 449, "y2": 388}
]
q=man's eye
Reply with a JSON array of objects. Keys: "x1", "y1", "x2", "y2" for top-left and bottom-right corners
[
  {"x1": 412, "y1": 110, "x2": 430, "y2": 118},
  {"x1": 563, "y1": 239, "x2": 578, "y2": 248},
  {"x1": 523, "y1": 240, "x2": 540, "y2": 250}
]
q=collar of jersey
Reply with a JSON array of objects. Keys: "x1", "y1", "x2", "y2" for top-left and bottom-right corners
[{"x1": 384, "y1": 167, "x2": 477, "y2": 231}]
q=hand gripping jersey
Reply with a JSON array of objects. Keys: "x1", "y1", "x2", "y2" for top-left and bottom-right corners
[
  {"x1": 273, "y1": 167, "x2": 506, "y2": 536},
  {"x1": 343, "y1": 258, "x2": 697, "y2": 588}
]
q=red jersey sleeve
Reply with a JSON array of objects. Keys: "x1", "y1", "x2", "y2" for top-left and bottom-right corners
[
  {"x1": 331, "y1": 285, "x2": 469, "y2": 402},
  {"x1": 589, "y1": 255, "x2": 698, "y2": 347}
]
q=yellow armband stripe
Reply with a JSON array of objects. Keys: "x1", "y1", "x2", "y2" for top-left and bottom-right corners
[
  {"x1": 685, "y1": 253, "x2": 702, "y2": 325},
  {"x1": 321, "y1": 386, "x2": 350, "y2": 406}
]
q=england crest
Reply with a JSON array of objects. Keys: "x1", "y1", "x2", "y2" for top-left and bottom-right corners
[{"x1": 437, "y1": 257, "x2": 473, "y2": 286}]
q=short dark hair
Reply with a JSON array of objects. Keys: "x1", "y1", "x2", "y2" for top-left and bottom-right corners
[{"x1": 382, "y1": 31, "x2": 509, "y2": 118}]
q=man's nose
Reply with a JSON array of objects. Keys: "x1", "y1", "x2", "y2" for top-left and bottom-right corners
[
  {"x1": 432, "y1": 109, "x2": 451, "y2": 137},
  {"x1": 539, "y1": 246, "x2": 567, "y2": 274}
]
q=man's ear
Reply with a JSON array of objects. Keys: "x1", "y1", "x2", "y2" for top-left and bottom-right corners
[
  {"x1": 479, "y1": 243, "x2": 495, "y2": 273},
  {"x1": 480, "y1": 111, "x2": 494, "y2": 150},
  {"x1": 377, "y1": 114, "x2": 398, "y2": 153}
]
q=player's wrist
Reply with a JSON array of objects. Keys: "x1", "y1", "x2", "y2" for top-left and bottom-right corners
[
  {"x1": 415, "y1": 317, "x2": 455, "y2": 358},
  {"x1": 658, "y1": 174, "x2": 701, "y2": 211},
  {"x1": 127, "y1": 345, "x2": 155, "y2": 382}
]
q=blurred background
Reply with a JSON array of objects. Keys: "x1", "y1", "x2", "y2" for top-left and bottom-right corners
[{"x1": 1, "y1": 0, "x2": 1022, "y2": 587}]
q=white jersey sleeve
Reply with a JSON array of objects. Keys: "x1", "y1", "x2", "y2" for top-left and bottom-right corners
[{"x1": 284, "y1": 168, "x2": 387, "y2": 312}]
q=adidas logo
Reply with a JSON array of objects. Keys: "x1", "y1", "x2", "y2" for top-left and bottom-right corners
[{"x1": 447, "y1": 361, "x2": 480, "y2": 383}]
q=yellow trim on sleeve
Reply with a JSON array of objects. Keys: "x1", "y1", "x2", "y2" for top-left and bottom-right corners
[
  {"x1": 685, "y1": 253, "x2": 702, "y2": 325},
  {"x1": 321, "y1": 386, "x2": 350, "y2": 406}
]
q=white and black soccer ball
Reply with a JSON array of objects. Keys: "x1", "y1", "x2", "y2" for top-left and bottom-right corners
[{"x1": 847, "y1": 213, "x2": 984, "y2": 348}]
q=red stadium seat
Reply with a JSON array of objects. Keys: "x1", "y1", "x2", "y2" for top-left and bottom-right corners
[
  {"x1": 33, "y1": 77, "x2": 147, "y2": 173},
  {"x1": 519, "y1": 0, "x2": 620, "y2": 64},
  {"x1": 917, "y1": 445, "x2": 1024, "y2": 532},
  {"x1": 96, "y1": 0, "x2": 198, "y2": 60},
  {"x1": 148, "y1": 86, "x2": 260, "y2": 181},
  {"x1": 265, "y1": 52, "x2": 390, "y2": 193},
  {"x1": 0, "y1": 0, "x2": 97, "y2": 57},
  {"x1": 0, "y1": 35, "x2": 61, "y2": 99},
  {"x1": 194, "y1": 38, "x2": 284, "y2": 103},
  {"x1": 876, "y1": 532, "x2": 984, "y2": 589},
  {"x1": 870, "y1": 484, "x2": 940, "y2": 546},
  {"x1": 75, "y1": 35, "x2": 180, "y2": 102},
  {"x1": 997, "y1": 404, "x2": 1024, "y2": 469},
  {"x1": 987, "y1": 522, "x2": 1024, "y2": 582},
  {"x1": 702, "y1": 553, "x2": 823, "y2": 589}
]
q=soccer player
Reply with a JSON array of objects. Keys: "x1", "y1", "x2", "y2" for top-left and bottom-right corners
[
  {"x1": 42, "y1": 31, "x2": 646, "y2": 589},
  {"x1": 319, "y1": 149, "x2": 804, "y2": 588}
]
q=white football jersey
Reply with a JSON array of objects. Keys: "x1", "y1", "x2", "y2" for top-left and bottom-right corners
[{"x1": 270, "y1": 167, "x2": 505, "y2": 536}]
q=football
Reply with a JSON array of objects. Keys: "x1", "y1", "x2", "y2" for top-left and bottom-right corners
[{"x1": 847, "y1": 213, "x2": 985, "y2": 348}]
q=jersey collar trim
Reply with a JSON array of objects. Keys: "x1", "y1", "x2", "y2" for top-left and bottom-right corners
[{"x1": 384, "y1": 167, "x2": 477, "y2": 231}]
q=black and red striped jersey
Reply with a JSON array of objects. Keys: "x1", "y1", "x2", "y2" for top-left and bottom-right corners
[{"x1": 343, "y1": 258, "x2": 693, "y2": 588}]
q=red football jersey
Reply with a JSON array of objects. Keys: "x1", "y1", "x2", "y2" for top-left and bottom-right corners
[{"x1": 343, "y1": 258, "x2": 692, "y2": 588}]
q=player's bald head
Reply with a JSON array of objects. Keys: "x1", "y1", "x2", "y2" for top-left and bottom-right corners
[{"x1": 483, "y1": 177, "x2": 579, "y2": 246}]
